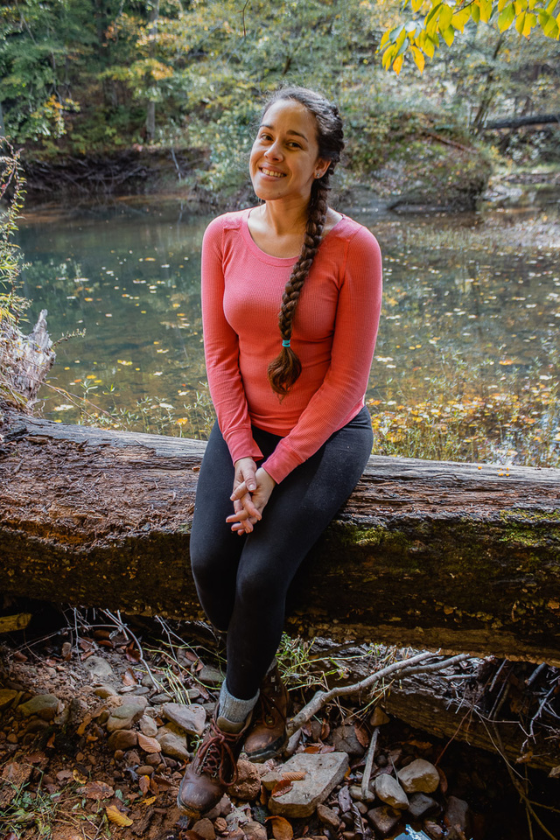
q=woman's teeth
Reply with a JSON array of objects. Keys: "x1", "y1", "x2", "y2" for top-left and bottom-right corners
[{"x1": 261, "y1": 168, "x2": 285, "y2": 178}]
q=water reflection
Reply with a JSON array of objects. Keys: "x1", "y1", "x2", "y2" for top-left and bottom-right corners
[{"x1": 15, "y1": 198, "x2": 560, "y2": 435}]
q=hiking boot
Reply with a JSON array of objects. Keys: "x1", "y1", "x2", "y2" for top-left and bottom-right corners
[
  {"x1": 243, "y1": 664, "x2": 290, "y2": 763},
  {"x1": 177, "y1": 712, "x2": 251, "y2": 817}
]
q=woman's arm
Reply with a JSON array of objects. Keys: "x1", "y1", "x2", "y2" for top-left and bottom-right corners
[
  {"x1": 201, "y1": 216, "x2": 263, "y2": 465},
  {"x1": 261, "y1": 225, "x2": 383, "y2": 484}
]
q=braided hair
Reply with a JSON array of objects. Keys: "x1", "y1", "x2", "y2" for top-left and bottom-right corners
[{"x1": 262, "y1": 88, "x2": 345, "y2": 398}]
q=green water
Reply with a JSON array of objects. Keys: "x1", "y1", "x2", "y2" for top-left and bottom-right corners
[{"x1": 16, "y1": 197, "x2": 560, "y2": 435}]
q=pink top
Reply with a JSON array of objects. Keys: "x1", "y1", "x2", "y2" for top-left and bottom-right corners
[{"x1": 201, "y1": 207, "x2": 383, "y2": 484}]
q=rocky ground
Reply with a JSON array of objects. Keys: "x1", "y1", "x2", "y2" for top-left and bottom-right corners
[{"x1": 0, "y1": 608, "x2": 559, "y2": 840}]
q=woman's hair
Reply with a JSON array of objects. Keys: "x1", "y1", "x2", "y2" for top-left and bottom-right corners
[{"x1": 263, "y1": 87, "x2": 345, "y2": 398}]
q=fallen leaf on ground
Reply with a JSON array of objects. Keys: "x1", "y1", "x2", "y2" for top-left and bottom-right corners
[
  {"x1": 279, "y1": 771, "x2": 306, "y2": 782},
  {"x1": 138, "y1": 733, "x2": 161, "y2": 753},
  {"x1": 77, "y1": 712, "x2": 93, "y2": 736},
  {"x1": 354, "y1": 724, "x2": 370, "y2": 748},
  {"x1": 79, "y1": 781, "x2": 115, "y2": 800},
  {"x1": 139, "y1": 775, "x2": 150, "y2": 795},
  {"x1": 143, "y1": 795, "x2": 157, "y2": 806},
  {"x1": 271, "y1": 779, "x2": 293, "y2": 798},
  {"x1": 267, "y1": 815, "x2": 293, "y2": 840},
  {"x1": 106, "y1": 805, "x2": 133, "y2": 826},
  {"x1": 73, "y1": 768, "x2": 88, "y2": 784},
  {"x1": 122, "y1": 667, "x2": 138, "y2": 686}
]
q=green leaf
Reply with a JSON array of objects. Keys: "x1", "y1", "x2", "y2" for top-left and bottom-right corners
[
  {"x1": 498, "y1": 3, "x2": 516, "y2": 28},
  {"x1": 441, "y1": 23, "x2": 455, "y2": 43}
]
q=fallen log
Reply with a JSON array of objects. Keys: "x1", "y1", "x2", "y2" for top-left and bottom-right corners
[
  {"x1": 485, "y1": 113, "x2": 560, "y2": 130},
  {"x1": 1, "y1": 405, "x2": 560, "y2": 665}
]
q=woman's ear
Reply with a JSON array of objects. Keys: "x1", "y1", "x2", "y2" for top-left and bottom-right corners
[{"x1": 314, "y1": 159, "x2": 330, "y2": 179}]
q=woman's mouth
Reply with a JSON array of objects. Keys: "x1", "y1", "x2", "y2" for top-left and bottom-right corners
[{"x1": 260, "y1": 167, "x2": 286, "y2": 179}]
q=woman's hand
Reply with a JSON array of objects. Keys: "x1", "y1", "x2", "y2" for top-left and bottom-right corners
[{"x1": 227, "y1": 466, "x2": 276, "y2": 535}]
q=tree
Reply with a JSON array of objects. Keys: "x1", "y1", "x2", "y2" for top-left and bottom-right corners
[{"x1": 379, "y1": 0, "x2": 560, "y2": 73}]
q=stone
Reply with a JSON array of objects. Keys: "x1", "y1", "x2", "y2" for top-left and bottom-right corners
[
  {"x1": 331, "y1": 725, "x2": 366, "y2": 757},
  {"x1": 137, "y1": 733, "x2": 161, "y2": 754},
  {"x1": 366, "y1": 805, "x2": 401, "y2": 837},
  {"x1": 0, "y1": 690, "x2": 17, "y2": 711},
  {"x1": 161, "y1": 702, "x2": 206, "y2": 736},
  {"x1": 424, "y1": 821, "x2": 444, "y2": 839},
  {"x1": 243, "y1": 821, "x2": 267, "y2": 840},
  {"x1": 205, "y1": 794, "x2": 233, "y2": 820},
  {"x1": 94, "y1": 685, "x2": 118, "y2": 699},
  {"x1": 229, "y1": 759, "x2": 261, "y2": 801},
  {"x1": 108, "y1": 729, "x2": 138, "y2": 751},
  {"x1": 139, "y1": 715, "x2": 158, "y2": 738},
  {"x1": 126, "y1": 749, "x2": 142, "y2": 765},
  {"x1": 263, "y1": 751, "x2": 349, "y2": 818},
  {"x1": 192, "y1": 818, "x2": 216, "y2": 840},
  {"x1": 18, "y1": 695, "x2": 60, "y2": 721},
  {"x1": 198, "y1": 665, "x2": 224, "y2": 685},
  {"x1": 106, "y1": 697, "x2": 148, "y2": 732},
  {"x1": 444, "y1": 796, "x2": 470, "y2": 840},
  {"x1": 136, "y1": 765, "x2": 154, "y2": 776},
  {"x1": 157, "y1": 730, "x2": 190, "y2": 762},
  {"x1": 397, "y1": 759, "x2": 440, "y2": 795},
  {"x1": 349, "y1": 784, "x2": 375, "y2": 803},
  {"x1": 370, "y1": 707, "x2": 390, "y2": 727},
  {"x1": 83, "y1": 656, "x2": 114, "y2": 678},
  {"x1": 374, "y1": 775, "x2": 409, "y2": 810},
  {"x1": 407, "y1": 792, "x2": 440, "y2": 820},
  {"x1": 317, "y1": 803, "x2": 341, "y2": 830}
]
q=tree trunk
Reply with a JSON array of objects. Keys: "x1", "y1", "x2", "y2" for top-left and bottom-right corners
[
  {"x1": 485, "y1": 113, "x2": 560, "y2": 130},
  {"x1": 145, "y1": 0, "x2": 160, "y2": 144},
  {"x1": 1, "y1": 406, "x2": 559, "y2": 665}
]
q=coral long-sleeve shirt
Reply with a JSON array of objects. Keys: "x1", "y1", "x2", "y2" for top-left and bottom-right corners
[{"x1": 201, "y1": 207, "x2": 383, "y2": 484}]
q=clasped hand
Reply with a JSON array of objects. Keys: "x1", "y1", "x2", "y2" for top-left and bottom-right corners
[{"x1": 227, "y1": 457, "x2": 276, "y2": 535}]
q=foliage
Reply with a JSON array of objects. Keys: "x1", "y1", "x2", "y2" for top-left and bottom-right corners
[{"x1": 380, "y1": 0, "x2": 560, "y2": 73}]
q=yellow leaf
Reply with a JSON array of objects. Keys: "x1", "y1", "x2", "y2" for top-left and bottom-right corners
[
  {"x1": 479, "y1": 0, "x2": 493, "y2": 21},
  {"x1": 393, "y1": 54, "x2": 404, "y2": 73},
  {"x1": 106, "y1": 805, "x2": 133, "y2": 826},
  {"x1": 498, "y1": 3, "x2": 516, "y2": 28},
  {"x1": 515, "y1": 9, "x2": 527, "y2": 29},
  {"x1": 143, "y1": 796, "x2": 157, "y2": 806},
  {"x1": 451, "y1": 7, "x2": 471, "y2": 29},
  {"x1": 379, "y1": 30, "x2": 391, "y2": 48},
  {"x1": 439, "y1": 4, "x2": 453, "y2": 29},
  {"x1": 422, "y1": 34, "x2": 435, "y2": 56},
  {"x1": 411, "y1": 45, "x2": 426, "y2": 70},
  {"x1": 411, "y1": 0, "x2": 424, "y2": 10},
  {"x1": 441, "y1": 24, "x2": 455, "y2": 43}
]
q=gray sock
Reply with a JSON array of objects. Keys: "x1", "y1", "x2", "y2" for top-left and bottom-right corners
[
  {"x1": 266, "y1": 658, "x2": 277, "y2": 675},
  {"x1": 218, "y1": 680, "x2": 259, "y2": 725}
]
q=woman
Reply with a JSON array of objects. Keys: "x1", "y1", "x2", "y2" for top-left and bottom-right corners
[{"x1": 178, "y1": 87, "x2": 382, "y2": 817}]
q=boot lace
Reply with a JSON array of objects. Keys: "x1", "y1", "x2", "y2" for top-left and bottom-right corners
[{"x1": 195, "y1": 718, "x2": 240, "y2": 786}]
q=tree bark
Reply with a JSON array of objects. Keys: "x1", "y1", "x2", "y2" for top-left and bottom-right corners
[
  {"x1": 1, "y1": 406, "x2": 560, "y2": 665},
  {"x1": 485, "y1": 113, "x2": 560, "y2": 130}
]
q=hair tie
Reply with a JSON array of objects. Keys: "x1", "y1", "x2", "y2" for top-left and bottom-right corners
[{"x1": 282, "y1": 339, "x2": 291, "y2": 348}]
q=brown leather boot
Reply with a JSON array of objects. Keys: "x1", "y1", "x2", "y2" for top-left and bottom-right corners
[
  {"x1": 243, "y1": 664, "x2": 290, "y2": 763},
  {"x1": 177, "y1": 713, "x2": 251, "y2": 817}
]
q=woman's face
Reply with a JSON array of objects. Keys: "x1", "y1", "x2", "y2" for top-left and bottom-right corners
[{"x1": 250, "y1": 99, "x2": 329, "y2": 204}]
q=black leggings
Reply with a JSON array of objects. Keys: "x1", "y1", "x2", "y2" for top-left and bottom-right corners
[{"x1": 190, "y1": 406, "x2": 373, "y2": 700}]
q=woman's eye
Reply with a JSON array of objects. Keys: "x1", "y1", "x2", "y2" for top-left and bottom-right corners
[{"x1": 288, "y1": 142, "x2": 301, "y2": 149}]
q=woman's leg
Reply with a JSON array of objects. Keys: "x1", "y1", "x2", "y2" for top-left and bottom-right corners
[{"x1": 225, "y1": 407, "x2": 373, "y2": 700}]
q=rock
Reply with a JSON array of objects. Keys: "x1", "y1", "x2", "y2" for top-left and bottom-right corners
[
  {"x1": 137, "y1": 765, "x2": 154, "y2": 776},
  {"x1": 106, "y1": 697, "x2": 148, "y2": 732},
  {"x1": 126, "y1": 749, "x2": 142, "y2": 765},
  {"x1": 198, "y1": 665, "x2": 224, "y2": 685},
  {"x1": 146, "y1": 754, "x2": 160, "y2": 767},
  {"x1": 108, "y1": 729, "x2": 138, "y2": 751},
  {"x1": 370, "y1": 707, "x2": 390, "y2": 727},
  {"x1": 150, "y1": 693, "x2": 172, "y2": 705},
  {"x1": 366, "y1": 805, "x2": 401, "y2": 836},
  {"x1": 83, "y1": 656, "x2": 114, "y2": 678},
  {"x1": 374, "y1": 774, "x2": 409, "y2": 810},
  {"x1": 229, "y1": 759, "x2": 261, "y2": 801},
  {"x1": 215, "y1": 817, "x2": 228, "y2": 834},
  {"x1": 424, "y1": 820, "x2": 444, "y2": 839},
  {"x1": 444, "y1": 795, "x2": 470, "y2": 840},
  {"x1": 94, "y1": 685, "x2": 118, "y2": 698},
  {"x1": 408, "y1": 792, "x2": 440, "y2": 820},
  {"x1": 317, "y1": 803, "x2": 341, "y2": 830},
  {"x1": 349, "y1": 784, "x2": 375, "y2": 803},
  {"x1": 193, "y1": 818, "x2": 216, "y2": 840},
  {"x1": 397, "y1": 759, "x2": 440, "y2": 794},
  {"x1": 243, "y1": 821, "x2": 267, "y2": 840},
  {"x1": 0, "y1": 690, "x2": 17, "y2": 711},
  {"x1": 331, "y1": 725, "x2": 366, "y2": 757},
  {"x1": 18, "y1": 694, "x2": 60, "y2": 721},
  {"x1": 157, "y1": 730, "x2": 190, "y2": 762},
  {"x1": 139, "y1": 715, "x2": 158, "y2": 738},
  {"x1": 137, "y1": 733, "x2": 161, "y2": 754},
  {"x1": 205, "y1": 794, "x2": 233, "y2": 820},
  {"x1": 162, "y1": 702, "x2": 206, "y2": 736},
  {"x1": 264, "y1": 751, "x2": 349, "y2": 818}
]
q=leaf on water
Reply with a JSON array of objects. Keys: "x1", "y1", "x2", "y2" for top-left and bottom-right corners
[
  {"x1": 271, "y1": 779, "x2": 293, "y2": 798},
  {"x1": 106, "y1": 804, "x2": 133, "y2": 826},
  {"x1": 266, "y1": 815, "x2": 294, "y2": 840}
]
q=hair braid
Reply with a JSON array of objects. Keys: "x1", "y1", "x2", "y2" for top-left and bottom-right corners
[
  {"x1": 263, "y1": 87, "x2": 345, "y2": 399},
  {"x1": 267, "y1": 179, "x2": 330, "y2": 398}
]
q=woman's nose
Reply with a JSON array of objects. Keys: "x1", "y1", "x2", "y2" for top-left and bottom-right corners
[{"x1": 265, "y1": 140, "x2": 283, "y2": 160}]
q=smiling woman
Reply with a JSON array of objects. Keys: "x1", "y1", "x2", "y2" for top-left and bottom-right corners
[{"x1": 177, "y1": 87, "x2": 383, "y2": 818}]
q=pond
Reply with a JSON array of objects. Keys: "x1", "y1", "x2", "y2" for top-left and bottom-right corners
[{"x1": 16, "y1": 196, "x2": 560, "y2": 446}]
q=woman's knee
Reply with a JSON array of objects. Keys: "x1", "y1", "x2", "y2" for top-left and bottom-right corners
[{"x1": 235, "y1": 561, "x2": 286, "y2": 608}]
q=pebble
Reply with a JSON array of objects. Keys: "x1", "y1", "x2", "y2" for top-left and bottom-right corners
[
  {"x1": 398, "y1": 759, "x2": 440, "y2": 794},
  {"x1": 243, "y1": 821, "x2": 267, "y2": 840},
  {"x1": 139, "y1": 715, "x2": 158, "y2": 737},
  {"x1": 229, "y1": 759, "x2": 261, "y2": 801},
  {"x1": 366, "y1": 805, "x2": 401, "y2": 836},
  {"x1": 94, "y1": 685, "x2": 118, "y2": 698},
  {"x1": 108, "y1": 729, "x2": 138, "y2": 751},
  {"x1": 408, "y1": 792, "x2": 439, "y2": 820},
  {"x1": 214, "y1": 817, "x2": 228, "y2": 834},
  {"x1": 150, "y1": 693, "x2": 172, "y2": 705},
  {"x1": 0, "y1": 690, "x2": 17, "y2": 711},
  {"x1": 7, "y1": 733, "x2": 18, "y2": 743},
  {"x1": 136, "y1": 765, "x2": 154, "y2": 776},
  {"x1": 156, "y1": 729, "x2": 190, "y2": 762},
  {"x1": 331, "y1": 725, "x2": 366, "y2": 757},
  {"x1": 145, "y1": 754, "x2": 160, "y2": 767},
  {"x1": 162, "y1": 702, "x2": 206, "y2": 736},
  {"x1": 374, "y1": 774, "x2": 409, "y2": 810},
  {"x1": 370, "y1": 707, "x2": 390, "y2": 727},
  {"x1": 264, "y1": 751, "x2": 349, "y2": 818},
  {"x1": 192, "y1": 818, "x2": 216, "y2": 840},
  {"x1": 444, "y1": 795, "x2": 470, "y2": 840},
  {"x1": 106, "y1": 696, "x2": 148, "y2": 732},
  {"x1": 424, "y1": 820, "x2": 444, "y2": 839},
  {"x1": 18, "y1": 694, "x2": 60, "y2": 721},
  {"x1": 349, "y1": 784, "x2": 375, "y2": 803},
  {"x1": 317, "y1": 803, "x2": 341, "y2": 830},
  {"x1": 83, "y1": 656, "x2": 114, "y2": 678},
  {"x1": 198, "y1": 665, "x2": 224, "y2": 685}
]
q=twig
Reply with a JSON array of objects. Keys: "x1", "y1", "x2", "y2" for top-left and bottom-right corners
[
  {"x1": 102, "y1": 609, "x2": 163, "y2": 691},
  {"x1": 361, "y1": 726, "x2": 379, "y2": 800},
  {"x1": 287, "y1": 652, "x2": 470, "y2": 735}
]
